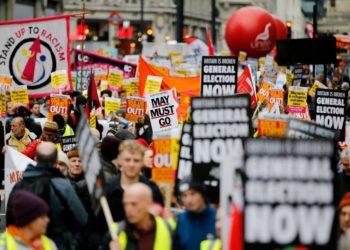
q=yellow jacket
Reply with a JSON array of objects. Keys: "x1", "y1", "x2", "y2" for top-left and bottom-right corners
[{"x1": 5, "y1": 129, "x2": 36, "y2": 153}]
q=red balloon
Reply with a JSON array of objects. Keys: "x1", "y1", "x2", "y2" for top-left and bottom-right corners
[
  {"x1": 274, "y1": 16, "x2": 288, "y2": 40},
  {"x1": 225, "y1": 6, "x2": 277, "y2": 58}
]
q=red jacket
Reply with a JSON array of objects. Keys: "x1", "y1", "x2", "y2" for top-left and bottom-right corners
[{"x1": 21, "y1": 139, "x2": 41, "y2": 159}]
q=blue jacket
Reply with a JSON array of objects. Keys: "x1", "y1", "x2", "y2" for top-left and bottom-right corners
[{"x1": 174, "y1": 205, "x2": 216, "y2": 250}]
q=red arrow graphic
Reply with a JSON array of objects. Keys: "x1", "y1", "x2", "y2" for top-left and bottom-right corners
[{"x1": 21, "y1": 36, "x2": 41, "y2": 82}]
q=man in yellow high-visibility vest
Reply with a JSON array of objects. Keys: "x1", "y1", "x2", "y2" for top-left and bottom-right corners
[
  {"x1": 0, "y1": 190, "x2": 57, "y2": 249},
  {"x1": 108, "y1": 183, "x2": 175, "y2": 250}
]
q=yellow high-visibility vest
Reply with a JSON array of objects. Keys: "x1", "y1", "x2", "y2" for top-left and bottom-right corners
[{"x1": 0, "y1": 231, "x2": 53, "y2": 250}]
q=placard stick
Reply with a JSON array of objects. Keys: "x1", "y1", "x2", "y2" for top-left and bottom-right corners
[
  {"x1": 100, "y1": 195, "x2": 118, "y2": 240},
  {"x1": 80, "y1": 1, "x2": 86, "y2": 93}
]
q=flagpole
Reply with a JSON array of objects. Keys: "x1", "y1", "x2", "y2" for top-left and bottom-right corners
[{"x1": 80, "y1": 1, "x2": 86, "y2": 94}]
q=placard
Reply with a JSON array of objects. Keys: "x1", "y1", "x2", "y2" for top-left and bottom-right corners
[
  {"x1": 257, "y1": 81, "x2": 271, "y2": 103},
  {"x1": 0, "y1": 73, "x2": 12, "y2": 91},
  {"x1": 107, "y1": 68, "x2": 123, "y2": 91},
  {"x1": 10, "y1": 85, "x2": 29, "y2": 106},
  {"x1": 152, "y1": 137, "x2": 174, "y2": 183},
  {"x1": 144, "y1": 75, "x2": 162, "y2": 94},
  {"x1": 104, "y1": 97, "x2": 121, "y2": 118},
  {"x1": 191, "y1": 94, "x2": 252, "y2": 203},
  {"x1": 47, "y1": 94, "x2": 70, "y2": 121},
  {"x1": 201, "y1": 56, "x2": 238, "y2": 96},
  {"x1": 287, "y1": 118, "x2": 338, "y2": 140},
  {"x1": 257, "y1": 116, "x2": 288, "y2": 138},
  {"x1": 51, "y1": 69, "x2": 68, "y2": 93},
  {"x1": 315, "y1": 89, "x2": 347, "y2": 135},
  {"x1": 286, "y1": 86, "x2": 308, "y2": 113},
  {"x1": 125, "y1": 96, "x2": 146, "y2": 123},
  {"x1": 146, "y1": 89, "x2": 179, "y2": 132},
  {"x1": 243, "y1": 139, "x2": 336, "y2": 249},
  {"x1": 61, "y1": 136, "x2": 77, "y2": 153}
]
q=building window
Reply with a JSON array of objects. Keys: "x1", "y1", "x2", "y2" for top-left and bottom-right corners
[{"x1": 14, "y1": 0, "x2": 34, "y2": 20}]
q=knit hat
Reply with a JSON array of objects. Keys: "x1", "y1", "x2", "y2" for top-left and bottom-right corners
[
  {"x1": 101, "y1": 136, "x2": 122, "y2": 161},
  {"x1": 43, "y1": 121, "x2": 58, "y2": 135},
  {"x1": 67, "y1": 148, "x2": 79, "y2": 159},
  {"x1": 57, "y1": 151, "x2": 69, "y2": 167},
  {"x1": 136, "y1": 138, "x2": 148, "y2": 148},
  {"x1": 12, "y1": 190, "x2": 49, "y2": 226},
  {"x1": 179, "y1": 181, "x2": 206, "y2": 199},
  {"x1": 106, "y1": 128, "x2": 118, "y2": 137},
  {"x1": 339, "y1": 192, "x2": 350, "y2": 209},
  {"x1": 115, "y1": 129, "x2": 136, "y2": 141}
]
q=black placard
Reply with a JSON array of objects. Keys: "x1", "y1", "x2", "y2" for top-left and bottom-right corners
[
  {"x1": 201, "y1": 56, "x2": 238, "y2": 96},
  {"x1": 315, "y1": 89, "x2": 347, "y2": 139},
  {"x1": 191, "y1": 94, "x2": 252, "y2": 203},
  {"x1": 243, "y1": 139, "x2": 336, "y2": 250},
  {"x1": 61, "y1": 136, "x2": 77, "y2": 153}
]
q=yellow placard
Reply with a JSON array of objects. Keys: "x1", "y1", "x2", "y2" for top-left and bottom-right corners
[
  {"x1": 144, "y1": 75, "x2": 162, "y2": 94},
  {"x1": 104, "y1": 97, "x2": 121, "y2": 117},
  {"x1": 257, "y1": 82, "x2": 271, "y2": 103},
  {"x1": 287, "y1": 87, "x2": 308, "y2": 113},
  {"x1": 90, "y1": 111, "x2": 96, "y2": 128},
  {"x1": 153, "y1": 66, "x2": 170, "y2": 76},
  {"x1": 100, "y1": 80, "x2": 108, "y2": 91},
  {"x1": 174, "y1": 69, "x2": 189, "y2": 77},
  {"x1": 122, "y1": 78, "x2": 139, "y2": 96},
  {"x1": 10, "y1": 86, "x2": 29, "y2": 106},
  {"x1": 308, "y1": 80, "x2": 327, "y2": 95},
  {"x1": 107, "y1": 69, "x2": 123, "y2": 91},
  {"x1": 258, "y1": 119, "x2": 288, "y2": 138},
  {"x1": 238, "y1": 51, "x2": 247, "y2": 62},
  {"x1": 51, "y1": 70, "x2": 68, "y2": 92},
  {"x1": 0, "y1": 90, "x2": 6, "y2": 114},
  {"x1": 286, "y1": 71, "x2": 294, "y2": 86},
  {"x1": 168, "y1": 52, "x2": 182, "y2": 57}
]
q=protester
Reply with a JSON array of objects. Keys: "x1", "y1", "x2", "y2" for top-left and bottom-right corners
[
  {"x1": 107, "y1": 183, "x2": 175, "y2": 250},
  {"x1": 53, "y1": 114, "x2": 75, "y2": 138},
  {"x1": 67, "y1": 148, "x2": 85, "y2": 184},
  {"x1": 30, "y1": 101, "x2": 46, "y2": 118},
  {"x1": 22, "y1": 121, "x2": 61, "y2": 159},
  {"x1": 68, "y1": 95, "x2": 87, "y2": 132},
  {"x1": 142, "y1": 147, "x2": 153, "y2": 179},
  {"x1": 200, "y1": 208, "x2": 222, "y2": 250},
  {"x1": 135, "y1": 115, "x2": 153, "y2": 145},
  {"x1": 337, "y1": 150, "x2": 350, "y2": 203},
  {"x1": 174, "y1": 181, "x2": 216, "y2": 250},
  {"x1": 7, "y1": 142, "x2": 88, "y2": 250},
  {"x1": 0, "y1": 190, "x2": 57, "y2": 249},
  {"x1": 15, "y1": 106, "x2": 42, "y2": 138},
  {"x1": 339, "y1": 192, "x2": 350, "y2": 234},
  {"x1": 56, "y1": 150, "x2": 69, "y2": 175},
  {"x1": 101, "y1": 136, "x2": 121, "y2": 183},
  {"x1": 40, "y1": 96, "x2": 50, "y2": 117},
  {"x1": 106, "y1": 140, "x2": 164, "y2": 222},
  {"x1": 5, "y1": 116, "x2": 37, "y2": 152}
]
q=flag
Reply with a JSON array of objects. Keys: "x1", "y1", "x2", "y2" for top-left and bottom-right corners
[
  {"x1": 206, "y1": 26, "x2": 215, "y2": 56},
  {"x1": 237, "y1": 65, "x2": 257, "y2": 108},
  {"x1": 0, "y1": 15, "x2": 72, "y2": 98},
  {"x1": 85, "y1": 70, "x2": 101, "y2": 119},
  {"x1": 229, "y1": 202, "x2": 243, "y2": 250}
]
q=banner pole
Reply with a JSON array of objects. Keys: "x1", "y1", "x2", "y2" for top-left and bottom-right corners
[
  {"x1": 80, "y1": 1, "x2": 86, "y2": 93},
  {"x1": 100, "y1": 195, "x2": 118, "y2": 241}
]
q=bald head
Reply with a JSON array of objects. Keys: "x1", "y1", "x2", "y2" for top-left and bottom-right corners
[
  {"x1": 36, "y1": 142, "x2": 57, "y2": 166},
  {"x1": 12, "y1": 117, "x2": 25, "y2": 126},
  {"x1": 123, "y1": 183, "x2": 153, "y2": 225}
]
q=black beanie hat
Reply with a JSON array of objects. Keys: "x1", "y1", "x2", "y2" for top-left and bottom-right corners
[
  {"x1": 12, "y1": 190, "x2": 49, "y2": 226},
  {"x1": 101, "y1": 136, "x2": 122, "y2": 161},
  {"x1": 115, "y1": 129, "x2": 136, "y2": 141},
  {"x1": 179, "y1": 181, "x2": 206, "y2": 200}
]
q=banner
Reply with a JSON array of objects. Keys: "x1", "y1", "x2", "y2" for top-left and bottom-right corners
[
  {"x1": 47, "y1": 94, "x2": 69, "y2": 121},
  {"x1": 76, "y1": 107, "x2": 103, "y2": 214},
  {"x1": 152, "y1": 137, "x2": 174, "y2": 183},
  {"x1": 315, "y1": 89, "x2": 347, "y2": 134},
  {"x1": 51, "y1": 69, "x2": 68, "y2": 93},
  {"x1": 73, "y1": 49, "x2": 136, "y2": 79},
  {"x1": 287, "y1": 118, "x2": 338, "y2": 140},
  {"x1": 125, "y1": 96, "x2": 146, "y2": 123},
  {"x1": 201, "y1": 56, "x2": 238, "y2": 96},
  {"x1": 104, "y1": 97, "x2": 121, "y2": 118},
  {"x1": 0, "y1": 73, "x2": 12, "y2": 91},
  {"x1": 243, "y1": 139, "x2": 336, "y2": 249},
  {"x1": 191, "y1": 94, "x2": 252, "y2": 203},
  {"x1": 146, "y1": 89, "x2": 179, "y2": 133},
  {"x1": 10, "y1": 85, "x2": 29, "y2": 106},
  {"x1": 5, "y1": 147, "x2": 35, "y2": 206},
  {"x1": 0, "y1": 15, "x2": 71, "y2": 97},
  {"x1": 286, "y1": 86, "x2": 308, "y2": 113}
]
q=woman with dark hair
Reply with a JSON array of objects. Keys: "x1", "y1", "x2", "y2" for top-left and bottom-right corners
[{"x1": 135, "y1": 114, "x2": 153, "y2": 145}]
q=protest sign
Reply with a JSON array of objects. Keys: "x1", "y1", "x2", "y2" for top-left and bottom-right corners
[
  {"x1": 5, "y1": 147, "x2": 35, "y2": 206},
  {"x1": 309, "y1": 80, "x2": 327, "y2": 96},
  {"x1": 268, "y1": 89, "x2": 284, "y2": 111},
  {"x1": 191, "y1": 94, "x2": 252, "y2": 203},
  {"x1": 286, "y1": 86, "x2": 308, "y2": 113},
  {"x1": 144, "y1": 75, "x2": 162, "y2": 94},
  {"x1": 146, "y1": 89, "x2": 179, "y2": 132},
  {"x1": 107, "y1": 68, "x2": 123, "y2": 91},
  {"x1": 104, "y1": 97, "x2": 121, "y2": 118},
  {"x1": 10, "y1": 85, "x2": 29, "y2": 106},
  {"x1": 257, "y1": 81, "x2": 270, "y2": 103},
  {"x1": 0, "y1": 74, "x2": 12, "y2": 91},
  {"x1": 286, "y1": 70, "x2": 294, "y2": 86},
  {"x1": 201, "y1": 56, "x2": 238, "y2": 96},
  {"x1": 176, "y1": 123, "x2": 192, "y2": 184},
  {"x1": 125, "y1": 96, "x2": 146, "y2": 123},
  {"x1": 276, "y1": 71, "x2": 286, "y2": 86},
  {"x1": 0, "y1": 87, "x2": 6, "y2": 114},
  {"x1": 61, "y1": 136, "x2": 76, "y2": 153},
  {"x1": 243, "y1": 139, "x2": 336, "y2": 249},
  {"x1": 257, "y1": 115, "x2": 288, "y2": 138},
  {"x1": 47, "y1": 94, "x2": 69, "y2": 121},
  {"x1": 152, "y1": 137, "x2": 174, "y2": 183},
  {"x1": 76, "y1": 108, "x2": 103, "y2": 213},
  {"x1": 76, "y1": 69, "x2": 90, "y2": 92},
  {"x1": 73, "y1": 49, "x2": 137, "y2": 79},
  {"x1": 122, "y1": 78, "x2": 139, "y2": 96},
  {"x1": 51, "y1": 70, "x2": 68, "y2": 93},
  {"x1": 0, "y1": 15, "x2": 71, "y2": 97},
  {"x1": 292, "y1": 63, "x2": 303, "y2": 86},
  {"x1": 94, "y1": 69, "x2": 108, "y2": 82},
  {"x1": 287, "y1": 118, "x2": 338, "y2": 140},
  {"x1": 315, "y1": 89, "x2": 347, "y2": 135},
  {"x1": 238, "y1": 51, "x2": 247, "y2": 63}
]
